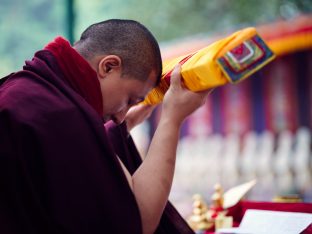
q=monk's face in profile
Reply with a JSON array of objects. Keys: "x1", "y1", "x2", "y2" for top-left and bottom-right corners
[
  {"x1": 100, "y1": 72, "x2": 156, "y2": 124},
  {"x1": 96, "y1": 55, "x2": 157, "y2": 124}
]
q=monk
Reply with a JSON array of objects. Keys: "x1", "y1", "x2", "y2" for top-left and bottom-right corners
[{"x1": 0, "y1": 19, "x2": 209, "y2": 234}]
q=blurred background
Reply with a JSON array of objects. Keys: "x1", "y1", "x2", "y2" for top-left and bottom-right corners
[{"x1": 1, "y1": 0, "x2": 312, "y2": 218}]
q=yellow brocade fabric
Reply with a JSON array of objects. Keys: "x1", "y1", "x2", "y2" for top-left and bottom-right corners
[{"x1": 143, "y1": 27, "x2": 275, "y2": 105}]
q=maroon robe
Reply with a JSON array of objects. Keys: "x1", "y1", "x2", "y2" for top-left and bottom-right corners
[{"x1": 0, "y1": 50, "x2": 194, "y2": 233}]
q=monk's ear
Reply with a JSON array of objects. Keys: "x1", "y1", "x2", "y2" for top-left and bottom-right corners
[{"x1": 98, "y1": 55, "x2": 122, "y2": 79}]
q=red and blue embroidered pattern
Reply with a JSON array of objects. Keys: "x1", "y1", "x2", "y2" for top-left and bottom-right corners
[{"x1": 217, "y1": 35, "x2": 275, "y2": 83}]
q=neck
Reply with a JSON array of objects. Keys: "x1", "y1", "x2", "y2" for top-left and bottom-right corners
[
  {"x1": 72, "y1": 45, "x2": 97, "y2": 71},
  {"x1": 44, "y1": 36, "x2": 104, "y2": 117}
]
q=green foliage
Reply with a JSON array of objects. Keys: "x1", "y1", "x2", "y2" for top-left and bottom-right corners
[
  {"x1": 0, "y1": 0, "x2": 65, "y2": 76},
  {"x1": 75, "y1": 0, "x2": 312, "y2": 42},
  {"x1": 0, "y1": 0, "x2": 311, "y2": 77}
]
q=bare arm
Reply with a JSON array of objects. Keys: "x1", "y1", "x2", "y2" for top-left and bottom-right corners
[{"x1": 125, "y1": 65, "x2": 209, "y2": 234}]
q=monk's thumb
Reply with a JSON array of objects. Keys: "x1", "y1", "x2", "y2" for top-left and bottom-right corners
[{"x1": 170, "y1": 65, "x2": 182, "y2": 88}]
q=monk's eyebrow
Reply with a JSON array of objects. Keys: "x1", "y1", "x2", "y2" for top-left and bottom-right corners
[
  {"x1": 128, "y1": 96, "x2": 145, "y2": 105},
  {"x1": 137, "y1": 97, "x2": 145, "y2": 102}
]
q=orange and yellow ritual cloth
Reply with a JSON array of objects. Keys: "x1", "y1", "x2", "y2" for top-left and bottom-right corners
[{"x1": 143, "y1": 15, "x2": 312, "y2": 105}]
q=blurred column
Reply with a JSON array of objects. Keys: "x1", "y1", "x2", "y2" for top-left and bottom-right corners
[
  {"x1": 263, "y1": 56, "x2": 299, "y2": 133},
  {"x1": 66, "y1": 0, "x2": 75, "y2": 44},
  {"x1": 221, "y1": 80, "x2": 252, "y2": 136}
]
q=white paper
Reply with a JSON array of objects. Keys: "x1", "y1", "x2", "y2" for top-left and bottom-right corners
[
  {"x1": 223, "y1": 179, "x2": 257, "y2": 209},
  {"x1": 217, "y1": 209, "x2": 312, "y2": 234}
]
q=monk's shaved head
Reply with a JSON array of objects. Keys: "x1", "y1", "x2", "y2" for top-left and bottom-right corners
[{"x1": 74, "y1": 19, "x2": 162, "y2": 84}]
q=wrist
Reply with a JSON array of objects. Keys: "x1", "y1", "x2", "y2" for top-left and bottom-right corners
[{"x1": 159, "y1": 114, "x2": 183, "y2": 130}]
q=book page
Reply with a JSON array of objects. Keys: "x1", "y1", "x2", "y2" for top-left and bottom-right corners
[{"x1": 217, "y1": 209, "x2": 312, "y2": 234}]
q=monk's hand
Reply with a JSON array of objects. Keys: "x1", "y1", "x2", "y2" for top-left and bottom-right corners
[
  {"x1": 125, "y1": 104, "x2": 157, "y2": 132},
  {"x1": 162, "y1": 65, "x2": 210, "y2": 125}
]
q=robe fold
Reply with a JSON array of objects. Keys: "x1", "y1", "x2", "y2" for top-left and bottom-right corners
[
  {"x1": 106, "y1": 121, "x2": 195, "y2": 234},
  {"x1": 0, "y1": 49, "x2": 194, "y2": 234}
]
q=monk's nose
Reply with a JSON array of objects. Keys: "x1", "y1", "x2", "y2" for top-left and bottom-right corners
[{"x1": 113, "y1": 108, "x2": 129, "y2": 124}]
